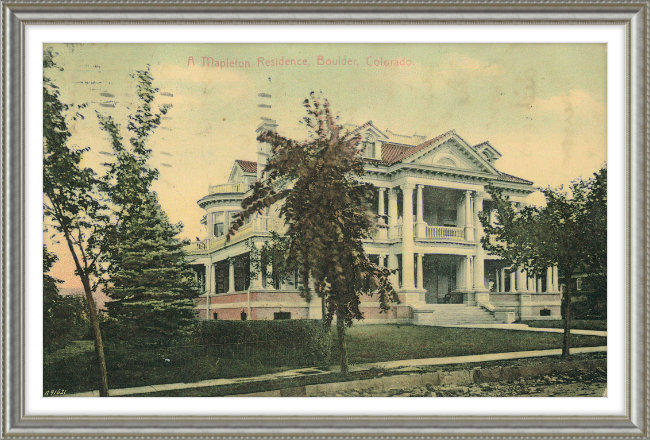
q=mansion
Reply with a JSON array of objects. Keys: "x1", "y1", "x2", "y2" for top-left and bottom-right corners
[{"x1": 186, "y1": 120, "x2": 562, "y2": 325}]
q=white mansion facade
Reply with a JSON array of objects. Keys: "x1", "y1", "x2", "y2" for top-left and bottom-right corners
[{"x1": 186, "y1": 120, "x2": 562, "y2": 325}]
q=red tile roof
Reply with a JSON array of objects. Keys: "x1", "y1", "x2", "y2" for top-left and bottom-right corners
[
  {"x1": 381, "y1": 143, "x2": 414, "y2": 165},
  {"x1": 235, "y1": 160, "x2": 257, "y2": 174},
  {"x1": 381, "y1": 130, "x2": 456, "y2": 165},
  {"x1": 497, "y1": 172, "x2": 533, "y2": 185}
]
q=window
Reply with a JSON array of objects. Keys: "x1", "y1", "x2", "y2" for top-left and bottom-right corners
[
  {"x1": 362, "y1": 133, "x2": 376, "y2": 159},
  {"x1": 274, "y1": 312, "x2": 291, "y2": 320},
  {"x1": 213, "y1": 222, "x2": 225, "y2": 237},
  {"x1": 240, "y1": 310, "x2": 247, "y2": 321},
  {"x1": 576, "y1": 277, "x2": 583, "y2": 291},
  {"x1": 212, "y1": 312, "x2": 218, "y2": 320},
  {"x1": 234, "y1": 253, "x2": 251, "y2": 292},
  {"x1": 540, "y1": 309, "x2": 551, "y2": 317},
  {"x1": 215, "y1": 260, "x2": 229, "y2": 294}
]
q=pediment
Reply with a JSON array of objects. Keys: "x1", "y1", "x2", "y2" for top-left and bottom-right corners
[{"x1": 406, "y1": 136, "x2": 499, "y2": 175}]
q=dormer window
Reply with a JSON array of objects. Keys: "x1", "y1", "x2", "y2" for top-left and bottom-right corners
[{"x1": 361, "y1": 133, "x2": 377, "y2": 159}]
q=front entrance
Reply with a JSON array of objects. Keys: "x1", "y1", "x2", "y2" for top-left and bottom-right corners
[{"x1": 423, "y1": 255, "x2": 459, "y2": 304}]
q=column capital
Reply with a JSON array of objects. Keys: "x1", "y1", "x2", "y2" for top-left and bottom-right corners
[
  {"x1": 401, "y1": 183, "x2": 416, "y2": 192},
  {"x1": 377, "y1": 186, "x2": 386, "y2": 194},
  {"x1": 416, "y1": 184, "x2": 425, "y2": 190}
]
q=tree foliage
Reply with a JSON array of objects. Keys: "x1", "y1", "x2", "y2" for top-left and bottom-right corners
[
  {"x1": 43, "y1": 246, "x2": 90, "y2": 352},
  {"x1": 479, "y1": 167, "x2": 607, "y2": 358},
  {"x1": 230, "y1": 93, "x2": 398, "y2": 373},
  {"x1": 98, "y1": 67, "x2": 198, "y2": 342},
  {"x1": 43, "y1": 47, "x2": 111, "y2": 395}
]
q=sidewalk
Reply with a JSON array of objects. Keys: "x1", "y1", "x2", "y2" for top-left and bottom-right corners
[
  {"x1": 433, "y1": 323, "x2": 607, "y2": 337},
  {"x1": 66, "y1": 344, "x2": 607, "y2": 397}
]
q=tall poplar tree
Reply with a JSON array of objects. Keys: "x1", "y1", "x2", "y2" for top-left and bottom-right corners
[{"x1": 231, "y1": 93, "x2": 398, "y2": 374}]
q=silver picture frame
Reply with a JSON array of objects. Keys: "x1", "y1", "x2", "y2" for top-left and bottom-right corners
[{"x1": 2, "y1": 1, "x2": 647, "y2": 437}]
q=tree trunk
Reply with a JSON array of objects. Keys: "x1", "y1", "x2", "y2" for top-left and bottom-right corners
[
  {"x1": 336, "y1": 311, "x2": 348, "y2": 375},
  {"x1": 63, "y1": 234, "x2": 109, "y2": 397},
  {"x1": 321, "y1": 296, "x2": 327, "y2": 326},
  {"x1": 562, "y1": 269, "x2": 573, "y2": 360}
]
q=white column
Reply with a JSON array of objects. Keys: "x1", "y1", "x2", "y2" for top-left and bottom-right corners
[
  {"x1": 378, "y1": 187, "x2": 386, "y2": 222},
  {"x1": 472, "y1": 193, "x2": 485, "y2": 290},
  {"x1": 537, "y1": 276, "x2": 543, "y2": 293},
  {"x1": 464, "y1": 191, "x2": 475, "y2": 241},
  {"x1": 401, "y1": 184, "x2": 416, "y2": 290},
  {"x1": 228, "y1": 258, "x2": 236, "y2": 293},
  {"x1": 495, "y1": 269, "x2": 500, "y2": 293},
  {"x1": 516, "y1": 267, "x2": 528, "y2": 292},
  {"x1": 500, "y1": 269, "x2": 506, "y2": 293},
  {"x1": 553, "y1": 265, "x2": 559, "y2": 293},
  {"x1": 388, "y1": 188, "x2": 398, "y2": 239},
  {"x1": 510, "y1": 270, "x2": 517, "y2": 292},
  {"x1": 415, "y1": 184, "x2": 425, "y2": 238},
  {"x1": 417, "y1": 253, "x2": 424, "y2": 290},
  {"x1": 528, "y1": 274, "x2": 535, "y2": 293},
  {"x1": 465, "y1": 256, "x2": 473, "y2": 291},
  {"x1": 546, "y1": 267, "x2": 554, "y2": 292}
]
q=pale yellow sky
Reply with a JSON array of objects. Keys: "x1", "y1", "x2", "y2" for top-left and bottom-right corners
[{"x1": 45, "y1": 43, "x2": 607, "y2": 287}]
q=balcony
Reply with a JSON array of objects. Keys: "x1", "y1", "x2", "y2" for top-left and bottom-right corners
[
  {"x1": 424, "y1": 225, "x2": 464, "y2": 240},
  {"x1": 391, "y1": 224, "x2": 465, "y2": 241},
  {"x1": 186, "y1": 216, "x2": 286, "y2": 254},
  {"x1": 208, "y1": 182, "x2": 249, "y2": 195}
]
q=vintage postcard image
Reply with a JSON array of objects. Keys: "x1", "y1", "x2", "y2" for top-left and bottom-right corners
[{"x1": 43, "y1": 43, "x2": 607, "y2": 398}]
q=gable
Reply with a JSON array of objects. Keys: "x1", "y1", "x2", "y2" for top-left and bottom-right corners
[{"x1": 404, "y1": 135, "x2": 500, "y2": 175}]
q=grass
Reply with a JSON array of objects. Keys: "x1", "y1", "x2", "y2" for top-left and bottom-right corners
[
  {"x1": 331, "y1": 324, "x2": 606, "y2": 365},
  {"x1": 520, "y1": 320, "x2": 607, "y2": 332},
  {"x1": 44, "y1": 324, "x2": 606, "y2": 395}
]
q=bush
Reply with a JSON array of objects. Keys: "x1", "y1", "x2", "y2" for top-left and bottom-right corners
[{"x1": 192, "y1": 319, "x2": 331, "y2": 367}]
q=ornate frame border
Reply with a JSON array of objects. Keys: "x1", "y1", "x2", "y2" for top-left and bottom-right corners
[{"x1": 2, "y1": 2, "x2": 647, "y2": 437}]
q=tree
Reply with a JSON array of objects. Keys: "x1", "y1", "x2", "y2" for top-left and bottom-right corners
[
  {"x1": 102, "y1": 196, "x2": 198, "y2": 342},
  {"x1": 43, "y1": 48, "x2": 112, "y2": 396},
  {"x1": 479, "y1": 167, "x2": 607, "y2": 359},
  {"x1": 98, "y1": 68, "x2": 197, "y2": 342},
  {"x1": 231, "y1": 93, "x2": 398, "y2": 374},
  {"x1": 43, "y1": 246, "x2": 89, "y2": 352}
]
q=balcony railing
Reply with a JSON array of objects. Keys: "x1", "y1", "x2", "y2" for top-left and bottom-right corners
[
  {"x1": 425, "y1": 225, "x2": 464, "y2": 240},
  {"x1": 208, "y1": 182, "x2": 249, "y2": 195},
  {"x1": 383, "y1": 224, "x2": 465, "y2": 241},
  {"x1": 187, "y1": 216, "x2": 286, "y2": 254}
]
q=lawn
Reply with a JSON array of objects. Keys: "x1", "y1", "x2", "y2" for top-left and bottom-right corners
[
  {"x1": 44, "y1": 324, "x2": 606, "y2": 395},
  {"x1": 332, "y1": 324, "x2": 606, "y2": 365},
  {"x1": 519, "y1": 320, "x2": 607, "y2": 332}
]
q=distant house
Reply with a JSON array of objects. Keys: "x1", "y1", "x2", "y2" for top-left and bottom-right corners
[{"x1": 186, "y1": 120, "x2": 562, "y2": 325}]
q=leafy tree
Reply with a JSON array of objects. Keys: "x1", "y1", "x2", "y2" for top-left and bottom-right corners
[
  {"x1": 479, "y1": 167, "x2": 607, "y2": 359},
  {"x1": 43, "y1": 246, "x2": 89, "y2": 352},
  {"x1": 231, "y1": 93, "x2": 398, "y2": 374},
  {"x1": 43, "y1": 48, "x2": 111, "y2": 396},
  {"x1": 98, "y1": 68, "x2": 198, "y2": 343}
]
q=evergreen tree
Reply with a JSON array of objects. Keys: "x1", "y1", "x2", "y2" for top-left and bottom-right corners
[
  {"x1": 102, "y1": 196, "x2": 198, "y2": 342},
  {"x1": 231, "y1": 93, "x2": 398, "y2": 374},
  {"x1": 98, "y1": 67, "x2": 197, "y2": 342}
]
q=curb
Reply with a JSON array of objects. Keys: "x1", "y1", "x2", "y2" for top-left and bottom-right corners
[{"x1": 229, "y1": 358, "x2": 606, "y2": 397}]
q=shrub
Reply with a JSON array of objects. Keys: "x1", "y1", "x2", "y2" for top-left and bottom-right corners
[{"x1": 192, "y1": 319, "x2": 331, "y2": 367}]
